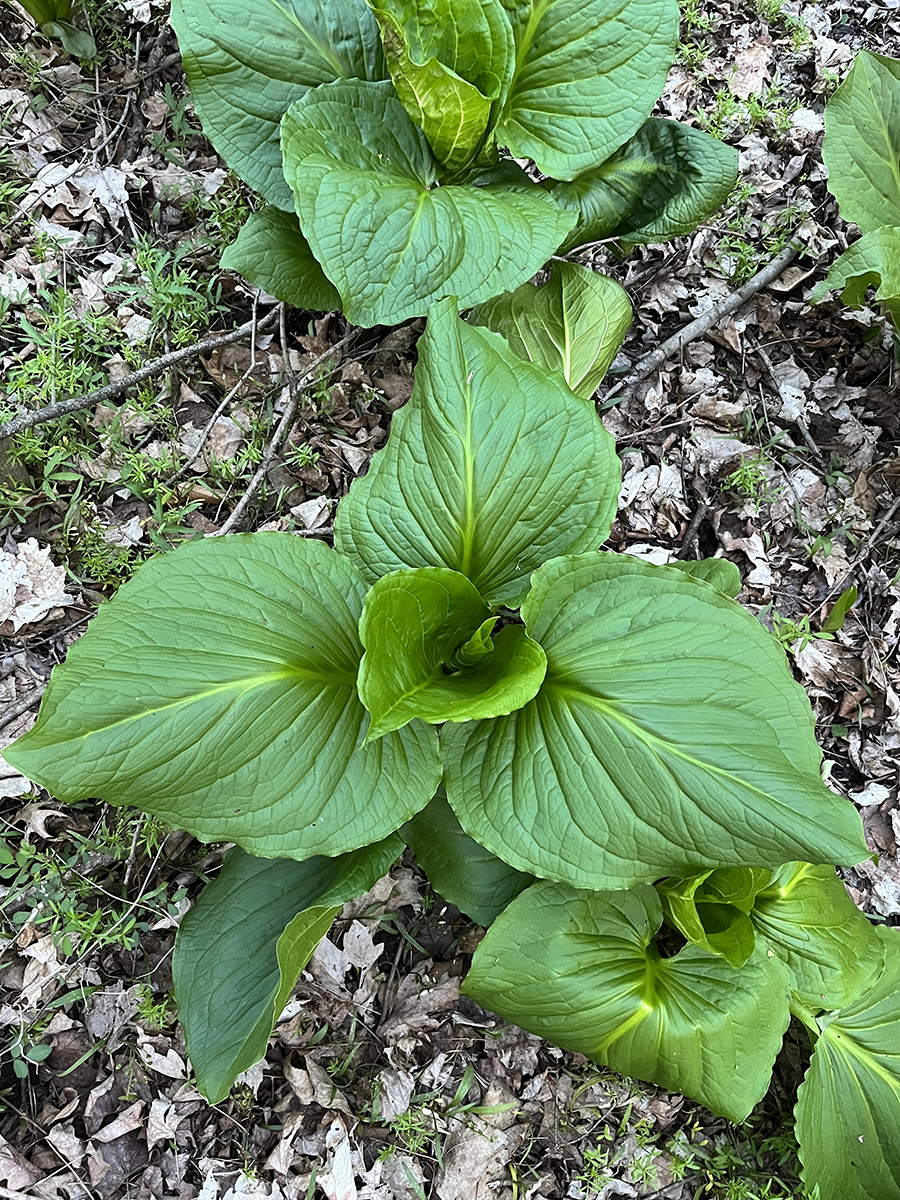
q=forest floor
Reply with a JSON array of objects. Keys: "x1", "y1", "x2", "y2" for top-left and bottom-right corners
[{"x1": 1, "y1": 0, "x2": 899, "y2": 1197}]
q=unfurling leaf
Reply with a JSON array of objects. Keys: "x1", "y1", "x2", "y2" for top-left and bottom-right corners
[{"x1": 468, "y1": 262, "x2": 632, "y2": 398}]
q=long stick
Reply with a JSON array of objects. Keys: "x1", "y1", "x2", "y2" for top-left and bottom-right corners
[
  {"x1": 0, "y1": 309, "x2": 280, "y2": 441},
  {"x1": 601, "y1": 244, "x2": 801, "y2": 407}
]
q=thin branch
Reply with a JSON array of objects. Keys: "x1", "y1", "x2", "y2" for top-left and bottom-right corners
[
  {"x1": 0, "y1": 308, "x2": 280, "y2": 442},
  {"x1": 601, "y1": 244, "x2": 801, "y2": 408},
  {"x1": 0, "y1": 686, "x2": 45, "y2": 733},
  {"x1": 213, "y1": 329, "x2": 356, "y2": 536}
]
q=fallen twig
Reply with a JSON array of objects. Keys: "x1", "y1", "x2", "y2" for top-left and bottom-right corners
[
  {"x1": 0, "y1": 686, "x2": 45, "y2": 733},
  {"x1": 0, "y1": 308, "x2": 280, "y2": 442},
  {"x1": 601, "y1": 243, "x2": 801, "y2": 408},
  {"x1": 213, "y1": 328, "x2": 356, "y2": 536}
]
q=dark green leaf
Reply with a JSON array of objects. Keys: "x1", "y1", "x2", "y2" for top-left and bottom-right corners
[
  {"x1": 358, "y1": 568, "x2": 546, "y2": 738},
  {"x1": 443, "y1": 554, "x2": 868, "y2": 889},
  {"x1": 169, "y1": 0, "x2": 387, "y2": 208},
  {"x1": 403, "y1": 788, "x2": 534, "y2": 924},
  {"x1": 280, "y1": 79, "x2": 575, "y2": 325},
  {"x1": 795, "y1": 927, "x2": 900, "y2": 1200},
  {"x1": 464, "y1": 880, "x2": 791, "y2": 1122},
  {"x1": 220, "y1": 208, "x2": 341, "y2": 312},
  {"x1": 4, "y1": 534, "x2": 441, "y2": 860},
  {"x1": 335, "y1": 299, "x2": 619, "y2": 607},
  {"x1": 551, "y1": 119, "x2": 738, "y2": 251},
  {"x1": 467, "y1": 262, "x2": 632, "y2": 398},
  {"x1": 175, "y1": 835, "x2": 401, "y2": 1102},
  {"x1": 751, "y1": 861, "x2": 882, "y2": 1010},
  {"x1": 495, "y1": 0, "x2": 679, "y2": 180}
]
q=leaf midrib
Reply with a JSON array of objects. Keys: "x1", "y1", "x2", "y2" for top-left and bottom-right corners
[{"x1": 49, "y1": 666, "x2": 353, "y2": 743}]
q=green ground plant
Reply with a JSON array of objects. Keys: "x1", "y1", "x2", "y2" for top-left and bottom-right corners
[
  {"x1": 170, "y1": 0, "x2": 737, "y2": 326},
  {"x1": 811, "y1": 50, "x2": 900, "y2": 338},
  {"x1": 6, "y1": 298, "x2": 898, "y2": 1200}
]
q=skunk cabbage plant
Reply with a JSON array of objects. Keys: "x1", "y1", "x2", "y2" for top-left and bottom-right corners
[
  {"x1": 811, "y1": 49, "x2": 900, "y2": 331},
  {"x1": 169, "y1": 0, "x2": 737, "y2": 325},
  {"x1": 6, "y1": 301, "x2": 895, "y2": 1200}
]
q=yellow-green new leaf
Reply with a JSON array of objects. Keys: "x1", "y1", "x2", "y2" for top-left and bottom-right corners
[
  {"x1": 175, "y1": 836, "x2": 402, "y2": 1102},
  {"x1": 335, "y1": 300, "x2": 620, "y2": 607},
  {"x1": 464, "y1": 881, "x2": 791, "y2": 1122},
  {"x1": 358, "y1": 568, "x2": 546, "y2": 738},
  {"x1": 795, "y1": 927, "x2": 900, "y2": 1200},
  {"x1": 809, "y1": 227, "x2": 900, "y2": 326},
  {"x1": 368, "y1": 0, "x2": 514, "y2": 175},
  {"x1": 468, "y1": 262, "x2": 632, "y2": 398},
  {"x1": 4, "y1": 535, "x2": 441, "y2": 860}
]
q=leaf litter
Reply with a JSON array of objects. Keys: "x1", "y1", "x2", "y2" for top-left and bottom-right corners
[{"x1": 1, "y1": 0, "x2": 899, "y2": 1196}]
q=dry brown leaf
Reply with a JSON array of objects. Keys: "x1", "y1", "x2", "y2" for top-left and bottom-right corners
[
  {"x1": 728, "y1": 40, "x2": 772, "y2": 98},
  {"x1": 0, "y1": 539, "x2": 75, "y2": 634}
]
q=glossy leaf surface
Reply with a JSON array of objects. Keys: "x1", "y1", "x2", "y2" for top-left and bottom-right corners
[
  {"x1": 751, "y1": 861, "x2": 882, "y2": 1010},
  {"x1": 443, "y1": 554, "x2": 868, "y2": 888},
  {"x1": 175, "y1": 836, "x2": 401, "y2": 1102},
  {"x1": 220, "y1": 207, "x2": 341, "y2": 312},
  {"x1": 495, "y1": 0, "x2": 679, "y2": 180},
  {"x1": 668, "y1": 556, "x2": 741, "y2": 598},
  {"x1": 403, "y1": 788, "x2": 534, "y2": 924},
  {"x1": 335, "y1": 300, "x2": 619, "y2": 607},
  {"x1": 821, "y1": 49, "x2": 900, "y2": 231},
  {"x1": 170, "y1": 0, "x2": 386, "y2": 208},
  {"x1": 280, "y1": 80, "x2": 574, "y2": 326},
  {"x1": 357, "y1": 568, "x2": 546, "y2": 737},
  {"x1": 468, "y1": 262, "x2": 632, "y2": 398},
  {"x1": 551, "y1": 119, "x2": 738, "y2": 251},
  {"x1": 464, "y1": 881, "x2": 791, "y2": 1122},
  {"x1": 795, "y1": 927, "x2": 900, "y2": 1200},
  {"x1": 5, "y1": 535, "x2": 441, "y2": 859},
  {"x1": 369, "y1": 0, "x2": 514, "y2": 174}
]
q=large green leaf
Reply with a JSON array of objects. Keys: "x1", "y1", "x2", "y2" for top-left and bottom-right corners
[
  {"x1": 657, "y1": 866, "x2": 770, "y2": 969},
  {"x1": 358, "y1": 568, "x2": 546, "y2": 738},
  {"x1": 4, "y1": 535, "x2": 441, "y2": 859},
  {"x1": 174, "y1": 835, "x2": 402, "y2": 1102},
  {"x1": 494, "y1": 0, "x2": 679, "y2": 180},
  {"x1": 794, "y1": 927, "x2": 900, "y2": 1200},
  {"x1": 443, "y1": 554, "x2": 868, "y2": 889},
  {"x1": 751, "y1": 862, "x2": 882, "y2": 1010},
  {"x1": 368, "y1": 0, "x2": 514, "y2": 175},
  {"x1": 464, "y1": 881, "x2": 791, "y2": 1122},
  {"x1": 550, "y1": 119, "x2": 738, "y2": 252},
  {"x1": 809, "y1": 227, "x2": 900, "y2": 326},
  {"x1": 169, "y1": 0, "x2": 386, "y2": 208},
  {"x1": 821, "y1": 49, "x2": 900, "y2": 232},
  {"x1": 335, "y1": 300, "x2": 619, "y2": 607},
  {"x1": 279, "y1": 79, "x2": 575, "y2": 326},
  {"x1": 403, "y1": 788, "x2": 534, "y2": 924},
  {"x1": 220, "y1": 207, "x2": 341, "y2": 312},
  {"x1": 467, "y1": 262, "x2": 632, "y2": 398}
]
